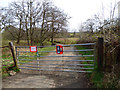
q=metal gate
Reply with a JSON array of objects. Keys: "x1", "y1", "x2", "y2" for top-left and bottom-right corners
[{"x1": 16, "y1": 43, "x2": 96, "y2": 73}]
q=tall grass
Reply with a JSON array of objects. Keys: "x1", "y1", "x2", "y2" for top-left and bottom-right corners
[
  {"x1": 76, "y1": 45, "x2": 104, "y2": 88},
  {"x1": 76, "y1": 46, "x2": 94, "y2": 72},
  {"x1": 1, "y1": 47, "x2": 14, "y2": 78}
]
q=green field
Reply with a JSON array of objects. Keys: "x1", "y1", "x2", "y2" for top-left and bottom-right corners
[
  {"x1": 17, "y1": 46, "x2": 55, "y2": 64},
  {"x1": 54, "y1": 38, "x2": 79, "y2": 44},
  {"x1": 1, "y1": 39, "x2": 55, "y2": 78},
  {"x1": 76, "y1": 45, "x2": 95, "y2": 71}
]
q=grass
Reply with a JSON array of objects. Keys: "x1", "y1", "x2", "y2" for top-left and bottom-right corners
[
  {"x1": 2, "y1": 46, "x2": 55, "y2": 78},
  {"x1": 1, "y1": 47, "x2": 14, "y2": 78},
  {"x1": 2, "y1": 39, "x2": 53, "y2": 46},
  {"x1": 54, "y1": 38, "x2": 79, "y2": 44},
  {"x1": 1, "y1": 39, "x2": 55, "y2": 78},
  {"x1": 76, "y1": 45, "x2": 104, "y2": 88},
  {"x1": 76, "y1": 45, "x2": 94, "y2": 71},
  {"x1": 2, "y1": 73, "x2": 9, "y2": 78},
  {"x1": 90, "y1": 71, "x2": 104, "y2": 88},
  {"x1": 2, "y1": 64, "x2": 14, "y2": 78},
  {"x1": 18, "y1": 46, "x2": 55, "y2": 64}
]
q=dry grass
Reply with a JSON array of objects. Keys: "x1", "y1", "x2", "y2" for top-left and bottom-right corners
[
  {"x1": 103, "y1": 65, "x2": 120, "y2": 88},
  {"x1": 54, "y1": 38, "x2": 79, "y2": 44}
]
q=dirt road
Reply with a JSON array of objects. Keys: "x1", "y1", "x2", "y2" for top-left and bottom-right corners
[{"x1": 2, "y1": 47, "x2": 89, "y2": 88}]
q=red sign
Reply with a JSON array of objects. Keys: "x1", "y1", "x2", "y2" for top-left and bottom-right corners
[
  {"x1": 56, "y1": 45, "x2": 63, "y2": 54},
  {"x1": 30, "y1": 46, "x2": 37, "y2": 52}
]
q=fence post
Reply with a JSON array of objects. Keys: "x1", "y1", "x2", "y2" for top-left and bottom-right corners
[
  {"x1": 9, "y1": 42, "x2": 18, "y2": 69},
  {"x1": 97, "y1": 37, "x2": 104, "y2": 71}
]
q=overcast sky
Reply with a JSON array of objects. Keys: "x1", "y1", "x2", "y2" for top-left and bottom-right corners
[{"x1": 0, "y1": 0, "x2": 120, "y2": 32}]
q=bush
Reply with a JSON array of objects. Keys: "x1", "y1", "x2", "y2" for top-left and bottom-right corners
[
  {"x1": 102, "y1": 65, "x2": 120, "y2": 88},
  {"x1": 90, "y1": 71, "x2": 104, "y2": 88},
  {"x1": 77, "y1": 32, "x2": 97, "y2": 44}
]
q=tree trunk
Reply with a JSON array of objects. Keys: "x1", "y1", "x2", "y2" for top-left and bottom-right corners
[
  {"x1": 16, "y1": 37, "x2": 20, "y2": 44},
  {"x1": 16, "y1": 19, "x2": 22, "y2": 44},
  {"x1": 25, "y1": 19, "x2": 29, "y2": 45},
  {"x1": 30, "y1": 1, "x2": 33, "y2": 46},
  {"x1": 51, "y1": 35, "x2": 54, "y2": 45},
  {"x1": 26, "y1": 29, "x2": 30, "y2": 45},
  {"x1": 51, "y1": 16, "x2": 54, "y2": 45},
  {"x1": 40, "y1": 8, "x2": 45, "y2": 46}
]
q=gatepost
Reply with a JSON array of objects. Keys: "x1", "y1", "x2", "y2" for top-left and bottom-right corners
[
  {"x1": 97, "y1": 37, "x2": 104, "y2": 71},
  {"x1": 9, "y1": 42, "x2": 19, "y2": 72}
]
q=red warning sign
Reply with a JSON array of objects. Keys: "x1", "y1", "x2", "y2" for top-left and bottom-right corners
[
  {"x1": 30, "y1": 46, "x2": 37, "y2": 52},
  {"x1": 56, "y1": 45, "x2": 63, "y2": 54}
]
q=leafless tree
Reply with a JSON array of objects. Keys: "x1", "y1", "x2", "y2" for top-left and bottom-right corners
[
  {"x1": 79, "y1": 0, "x2": 119, "y2": 43},
  {"x1": 1, "y1": 0, "x2": 69, "y2": 45}
]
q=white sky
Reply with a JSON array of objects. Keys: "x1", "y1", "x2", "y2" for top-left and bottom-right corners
[
  {"x1": 54, "y1": 0, "x2": 120, "y2": 32},
  {"x1": 0, "y1": 0, "x2": 120, "y2": 32}
]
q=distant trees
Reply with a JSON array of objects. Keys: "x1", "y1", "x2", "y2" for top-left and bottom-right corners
[
  {"x1": 3, "y1": 25, "x2": 23, "y2": 40},
  {"x1": 78, "y1": 1, "x2": 120, "y2": 43},
  {"x1": 1, "y1": 0, "x2": 69, "y2": 45},
  {"x1": 83, "y1": 19, "x2": 95, "y2": 34}
]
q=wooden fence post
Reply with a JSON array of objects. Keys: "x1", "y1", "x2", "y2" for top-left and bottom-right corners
[
  {"x1": 9, "y1": 42, "x2": 18, "y2": 68},
  {"x1": 97, "y1": 37, "x2": 104, "y2": 71}
]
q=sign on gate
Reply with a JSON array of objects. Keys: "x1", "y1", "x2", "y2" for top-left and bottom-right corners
[
  {"x1": 30, "y1": 46, "x2": 37, "y2": 52},
  {"x1": 56, "y1": 45, "x2": 63, "y2": 54}
]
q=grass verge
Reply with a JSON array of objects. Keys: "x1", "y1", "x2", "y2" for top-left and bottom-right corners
[
  {"x1": 76, "y1": 45, "x2": 94, "y2": 72},
  {"x1": 2, "y1": 45, "x2": 55, "y2": 78},
  {"x1": 76, "y1": 45, "x2": 104, "y2": 88}
]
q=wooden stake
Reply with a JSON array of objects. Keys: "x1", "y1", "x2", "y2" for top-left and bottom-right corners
[{"x1": 9, "y1": 42, "x2": 17, "y2": 67}]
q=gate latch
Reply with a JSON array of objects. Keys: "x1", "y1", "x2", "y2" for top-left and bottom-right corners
[{"x1": 56, "y1": 45, "x2": 63, "y2": 54}]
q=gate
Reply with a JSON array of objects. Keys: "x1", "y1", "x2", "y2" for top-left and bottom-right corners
[{"x1": 16, "y1": 43, "x2": 96, "y2": 73}]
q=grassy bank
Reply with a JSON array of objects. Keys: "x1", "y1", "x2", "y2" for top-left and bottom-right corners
[{"x1": 76, "y1": 45, "x2": 104, "y2": 88}]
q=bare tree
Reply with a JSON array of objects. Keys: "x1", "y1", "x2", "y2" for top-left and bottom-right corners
[
  {"x1": 1, "y1": 0, "x2": 69, "y2": 45},
  {"x1": 48, "y1": 6, "x2": 69, "y2": 44},
  {"x1": 79, "y1": 0, "x2": 118, "y2": 43},
  {"x1": 9, "y1": 2, "x2": 25, "y2": 44}
]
